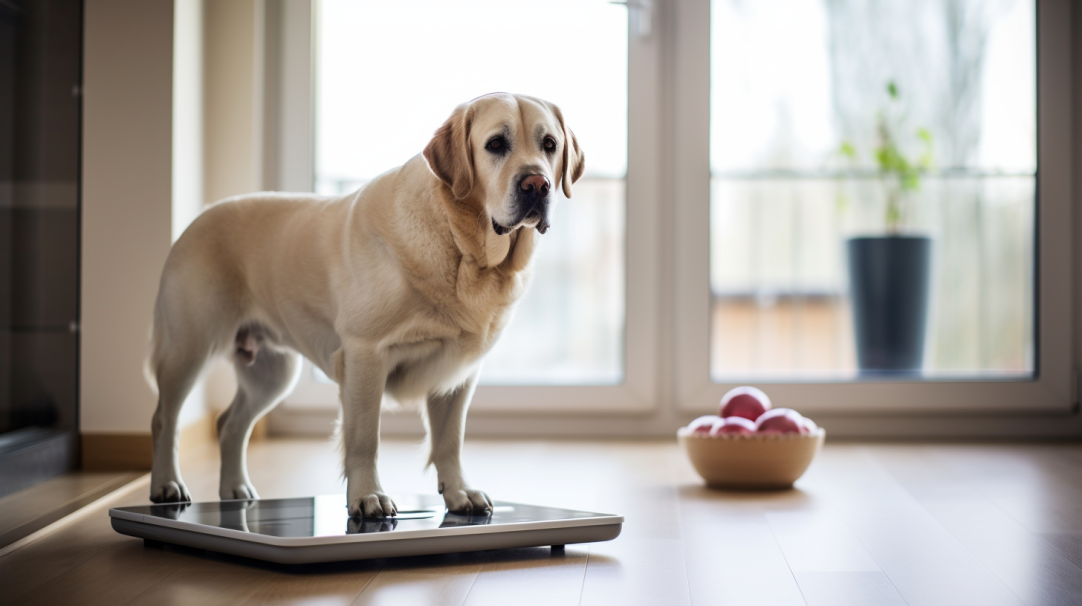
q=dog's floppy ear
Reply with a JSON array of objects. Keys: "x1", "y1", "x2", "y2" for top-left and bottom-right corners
[
  {"x1": 423, "y1": 104, "x2": 475, "y2": 199},
  {"x1": 554, "y1": 106, "x2": 585, "y2": 198}
]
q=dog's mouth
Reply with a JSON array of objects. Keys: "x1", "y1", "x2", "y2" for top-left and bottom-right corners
[
  {"x1": 492, "y1": 210, "x2": 550, "y2": 236},
  {"x1": 492, "y1": 217, "x2": 511, "y2": 236}
]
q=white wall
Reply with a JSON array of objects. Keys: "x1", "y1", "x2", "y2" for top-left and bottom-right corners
[
  {"x1": 81, "y1": 0, "x2": 174, "y2": 434},
  {"x1": 173, "y1": 0, "x2": 208, "y2": 429},
  {"x1": 202, "y1": 0, "x2": 264, "y2": 415},
  {"x1": 82, "y1": 0, "x2": 272, "y2": 433}
]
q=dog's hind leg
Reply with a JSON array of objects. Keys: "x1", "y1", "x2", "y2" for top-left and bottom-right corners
[
  {"x1": 150, "y1": 343, "x2": 207, "y2": 503},
  {"x1": 217, "y1": 335, "x2": 302, "y2": 500}
]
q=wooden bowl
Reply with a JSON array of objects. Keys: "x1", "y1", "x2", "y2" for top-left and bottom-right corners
[{"x1": 678, "y1": 428, "x2": 825, "y2": 489}]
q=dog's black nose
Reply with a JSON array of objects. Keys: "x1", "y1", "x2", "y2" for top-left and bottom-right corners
[{"x1": 520, "y1": 174, "x2": 550, "y2": 196}]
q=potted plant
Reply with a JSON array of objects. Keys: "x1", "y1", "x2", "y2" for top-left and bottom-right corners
[{"x1": 840, "y1": 82, "x2": 934, "y2": 377}]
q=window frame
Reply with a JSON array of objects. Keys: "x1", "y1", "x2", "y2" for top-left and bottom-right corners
[
  {"x1": 277, "y1": 0, "x2": 663, "y2": 415},
  {"x1": 673, "y1": 0, "x2": 1074, "y2": 415}
]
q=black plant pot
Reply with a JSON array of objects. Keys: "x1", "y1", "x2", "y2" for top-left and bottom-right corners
[{"x1": 846, "y1": 236, "x2": 932, "y2": 377}]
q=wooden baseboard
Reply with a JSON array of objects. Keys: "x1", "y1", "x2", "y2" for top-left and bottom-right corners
[
  {"x1": 81, "y1": 412, "x2": 218, "y2": 471},
  {"x1": 81, "y1": 434, "x2": 152, "y2": 471}
]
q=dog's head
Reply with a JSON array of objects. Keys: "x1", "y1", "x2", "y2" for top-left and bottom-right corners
[{"x1": 423, "y1": 93, "x2": 585, "y2": 236}]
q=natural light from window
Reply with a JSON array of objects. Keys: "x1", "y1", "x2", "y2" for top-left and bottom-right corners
[
  {"x1": 709, "y1": 0, "x2": 1036, "y2": 381},
  {"x1": 316, "y1": 0, "x2": 628, "y2": 385}
]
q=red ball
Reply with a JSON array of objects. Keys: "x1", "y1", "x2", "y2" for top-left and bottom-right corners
[
  {"x1": 720, "y1": 386, "x2": 772, "y2": 421},
  {"x1": 710, "y1": 416, "x2": 756, "y2": 436},
  {"x1": 688, "y1": 415, "x2": 721, "y2": 434},
  {"x1": 755, "y1": 408, "x2": 808, "y2": 435}
]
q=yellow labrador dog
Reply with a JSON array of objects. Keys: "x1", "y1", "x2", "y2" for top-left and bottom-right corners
[{"x1": 148, "y1": 93, "x2": 584, "y2": 517}]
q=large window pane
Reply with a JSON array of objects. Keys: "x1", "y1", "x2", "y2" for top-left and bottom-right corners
[
  {"x1": 316, "y1": 0, "x2": 627, "y2": 385},
  {"x1": 710, "y1": 0, "x2": 1035, "y2": 381}
]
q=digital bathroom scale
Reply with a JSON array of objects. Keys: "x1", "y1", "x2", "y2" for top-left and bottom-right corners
[{"x1": 110, "y1": 494, "x2": 623, "y2": 565}]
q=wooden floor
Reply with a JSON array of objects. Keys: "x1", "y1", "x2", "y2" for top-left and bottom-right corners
[
  {"x1": 0, "y1": 469, "x2": 141, "y2": 548},
  {"x1": 2, "y1": 438, "x2": 1082, "y2": 605}
]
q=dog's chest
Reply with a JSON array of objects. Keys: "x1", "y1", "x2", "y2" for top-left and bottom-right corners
[{"x1": 383, "y1": 268, "x2": 526, "y2": 395}]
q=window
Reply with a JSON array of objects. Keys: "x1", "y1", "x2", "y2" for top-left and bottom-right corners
[
  {"x1": 316, "y1": 0, "x2": 627, "y2": 385},
  {"x1": 709, "y1": 0, "x2": 1036, "y2": 381},
  {"x1": 675, "y1": 0, "x2": 1071, "y2": 415},
  {"x1": 283, "y1": 0, "x2": 661, "y2": 413},
  {"x1": 276, "y1": 0, "x2": 1073, "y2": 427}
]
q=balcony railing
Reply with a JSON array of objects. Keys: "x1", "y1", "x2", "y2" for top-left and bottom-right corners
[{"x1": 710, "y1": 170, "x2": 1035, "y2": 381}]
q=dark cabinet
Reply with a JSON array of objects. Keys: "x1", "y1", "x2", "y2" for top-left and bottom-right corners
[{"x1": 0, "y1": 0, "x2": 83, "y2": 497}]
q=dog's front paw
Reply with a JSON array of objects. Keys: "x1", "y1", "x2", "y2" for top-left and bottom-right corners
[
  {"x1": 348, "y1": 492, "x2": 398, "y2": 518},
  {"x1": 219, "y1": 481, "x2": 259, "y2": 500},
  {"x1": 441, "y1": 485, "x2": 492, "y2": 515},
  {"x1": 150, "y1": 478, "x2": 191, "y2": 503}
]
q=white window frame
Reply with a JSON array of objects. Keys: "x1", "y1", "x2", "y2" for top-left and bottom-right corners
[
  {"x1": 673, "y1": 0, "x2": 1074, "y2": 415},
  {"x1": 275, "y1": 0, "x2": 663, "y2": 415},
  {"x1": 266, "y1": 0, "x2": 1075, "y2": 434}
]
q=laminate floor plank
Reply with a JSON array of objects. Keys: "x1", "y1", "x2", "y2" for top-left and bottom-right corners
[
  {"x1": 237, "y1": 560, "x2": 385, "y2": 606},
  {"x1": 765, "y1": 510, "x2": 882, "y2": 572},
  {"x1": 579, "y1": 538, "x2": 692, "y2": 606},
  {"x1": 5, "y1": 440, "x2": 1082, "y2": 605},
  {"x1": 349, "y1": 551, "x2": 492, "y2": 606},
  {"x1": 793, "y1": 571, "x2": 908, "y2": 606},
  {"x1": 929, "y1": 445, "x2": 1082, "y2": 534},
  {"x1": 460, "y1": 546, "x2": 588, "y2": 606},
  {"x1": 0, "y1": 471, "x2": 139, "y2": 547},
  {"x1": 674, "y1": 479, "x2": 811, "y2": 606},
  {"x1": 0, "y1": 477, "x2": 151, "y2": 603},
  {"x1": 807, "y1": 446, "x2": 1023, "y2": 606},
  {"x1": 123, "y1": 550, "x2": 275, "y2": 606},
  {"x1": 1041, "y1": 532, "x2": 1082, "y2": 569},
  {"x1": 681, "y1": 513, "x2": 807, "y2": 606},
  {"x1": 873, "y1": 445, "x2": 1082, "y2": 605},
  {"x1": 9, "y1": 541, "x2": 181, "y2": 606}
]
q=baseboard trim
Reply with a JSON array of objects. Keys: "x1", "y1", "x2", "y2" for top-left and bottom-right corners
[
  {"x1": 81, "y1": 434, "x2": 152, "y2": 471},
  {"x1": 81, "y1": 412, "x2": 217, "y2": 471}
]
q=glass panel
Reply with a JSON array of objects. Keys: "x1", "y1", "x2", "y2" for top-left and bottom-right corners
[
  {"x1": 710, "y1": 0, "x2": 1035, "y2": 381},
  {"x1": 0, "y1": 0, "x2": 82, "y2": 442},
  {"x1": 121, "y1": 494, "x2": 612, "y2": 539},
  {"x1": 316, "y1": 0, "x2": 627, "y2": 385}
]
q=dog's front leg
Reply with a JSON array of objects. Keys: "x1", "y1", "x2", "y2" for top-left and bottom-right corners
[
  {"x1": 340, "y1": 345, "x2": 397, "y2": 518},
  {"x1": 426, "y1": 371, "x2": 492, "y2": 514}
]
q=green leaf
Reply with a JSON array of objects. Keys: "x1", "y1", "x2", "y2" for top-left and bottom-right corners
[
  {"x1": 836, "y1": 192, "x2": 850, "y2": 213},
  {"x1": 887, "y1": 81, "x2": 899, "y2": 99},
  {"x1": 901, "y1": 169, "x2": 920, "y2": 192},
  {"x1": 886, "y1": 201, "x2": 902, "y2": 232},
  {"x1": 839, "y1": 141, "x2": 857, "y2": 159}
]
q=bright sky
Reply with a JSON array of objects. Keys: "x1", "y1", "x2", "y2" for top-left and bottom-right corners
[
  {"x1": 316, "y1": 0, "x2": 629, "y2": 185},
  {"x1": 710, "y1": 0, "x2": 1036, "y2": 174},
  {"x1": 318, "y1": 0, "x2": 1034, "y2": 177}
]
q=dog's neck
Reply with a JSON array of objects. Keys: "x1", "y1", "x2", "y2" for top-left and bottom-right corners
[
  {"x1": 483, "y1": 227, "x2": 512, "y2": 268},
  {"x1": 435, "y1": 187, "x2": 534, "y2": 272}
]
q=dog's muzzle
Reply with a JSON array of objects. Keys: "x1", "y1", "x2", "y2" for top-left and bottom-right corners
[
  {"x1": 513, "y1": 173, "x2": 553, "y2": 234},
  {"x1": 492, "y1": 174, "x2": 553, "y2": 236}
]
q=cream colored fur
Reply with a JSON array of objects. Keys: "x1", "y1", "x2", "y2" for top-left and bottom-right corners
[{"x1": 147, "y1": 93, "x2": 584, "y2": 517}]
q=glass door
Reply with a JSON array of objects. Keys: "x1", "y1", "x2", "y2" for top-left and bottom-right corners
[
  {"x1": 673, "y1": 0, "x2": 1072, "y2": 415},
  {"x1": 283, "y1": 0, "x2": 663, "y2": 414},
  {"x1": 0, "y1": 0, "x2": 83, "y2": 497}
]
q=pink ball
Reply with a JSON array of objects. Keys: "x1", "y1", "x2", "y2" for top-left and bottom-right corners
[
  {"x1": 720, "y1": 386, "x2": 772, "y2": 421},
  {"x1": 710, "y1": 416, "x2": 756, "y2": 436},
  {"x1": 688, "y1": 415, "x2": 721, "y2": 434},
  {"x1": 755, "y1": 408, "x2": 808, "y2": 435}
]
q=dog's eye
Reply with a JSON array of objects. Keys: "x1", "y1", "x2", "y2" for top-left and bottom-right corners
[
  {"x1": 485, "y1": 136, "x2": 508, "y2": 154},
  {"x1": 543, "y1": 136, "x2": 557, "y2": 153}
]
